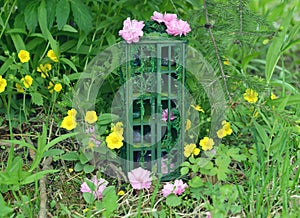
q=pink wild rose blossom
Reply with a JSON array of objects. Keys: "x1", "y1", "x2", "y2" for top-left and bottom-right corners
[
  {"x1": 162, "y1": 183, "x2": 175, "y2": 197},
  {"x1": 128, "y1": 167, "x2": 152, "y2": 190},
  {"x1": 166, "y1": 19, "x2": 191, "y2": 36},
  {"x1": 80, "y1": 176, "x2": 108, "y2": 199},
  {"x1": 119, "y1": 17, "x2": 145, "y2": 43},
  {"x1": 173, "y1": 179, "x2": 188, "y2": 195},
  {"x1": 162, "y1": 108, "x2": 176, "y2": 121},
  {"x1": 151, "y1": 11, "x2": 177, "y2": 24},
  {"x1": 161, "y1": 179, "x2": 188, "y2": 197}
]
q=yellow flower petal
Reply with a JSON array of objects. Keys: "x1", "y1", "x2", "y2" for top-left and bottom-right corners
[
  {"x1": 0, "y1": 76, "x2": 7, "y2": 93},
  {"x1": 85, "y1": 111, "x2": 98, "y2": 124},
  {"x1": 199, "y1": 137, "x2": 214, "y2": 151},
  {"x1": 18, "y1": 50, "x2": 30, "y2": 63}
]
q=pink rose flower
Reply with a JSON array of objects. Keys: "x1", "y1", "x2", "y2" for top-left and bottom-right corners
[
  {"x1": 166, "y1": 19, "x2": 191, "y2": 37},
  {"x1": 161, "y1": 179, "x2": 188, "y2": 197},
  {"x1": 162, "y1": 108, "x2": 176, "y2": 121},
  {"x1": 119, "y1": 17, "x2": 145, "y2": 43},
  {"x1": 151, "y1": 11, "x2": 177, "y2": 24},
  {"x1": 128, "y1": 167, "x2": 152, "y2": 190},
  {"x1": 80, "y1": 176, "x2": 108, "y2": 199}
]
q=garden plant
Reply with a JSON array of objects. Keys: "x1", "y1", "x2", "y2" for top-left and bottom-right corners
[{"x1": 0, "y1": 0, "x2": 299, "y2": 217}]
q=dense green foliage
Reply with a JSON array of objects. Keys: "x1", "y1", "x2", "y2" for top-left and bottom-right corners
[{"x1": 0, "y1": 0, "x2": 299, "y2": 217}]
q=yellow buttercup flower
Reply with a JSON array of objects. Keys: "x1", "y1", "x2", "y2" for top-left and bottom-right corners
[
  {"x1": 48, "y1": 82, "x2": 54, "y2": 93},
  {"x1": 87, "y1": 141, "x2": 95, "y2": 149},
  {"x1": 21, "y1": 75, "x2": 33, "y2": 88},
  {"x1": 112, "y1": 122, "x2": 124, "y2": 136},
  {"x1": 191, "y1": 104, "x2": 204, "y2": 113},
  {"x1": 37, "y1": 63, "x2": 52, "y2": 78},
  {"x1": 0, "y1": 76, "x2": 7, "y2": 93},
  {"x1": 85, "y1": 111, "x2": 98, "y2": 124},
  {"x1": 61, "y1": 115, "x2": 77, "y2": 131},
  {"x1": 47, "y1": 49, "x2": 58, "y2": 62},
  {"x1": 184, "y1": 143, "x2": 200, "y2": 158},
  {"x1": 16, "y1": 83, "x2": 24, "y2": 93},
  {"x1": 270, "y1": 92, "x2": 277, "y2": 100},
  {"x1": 67, "y1": 109, "x2": 77, "y2": 117},
  {"x1": 185, "y1": 119, "x2": 191, "y2": 131},
  {"x1": 217, "y1": 128, "x2": 226, "y2": 139},
  {"x1": 217, "y1": 120, "x2": 233, "y2": 139},
  {"x1": 199, "y1": 137, "x2": 214, "y2": 151},
  {"x1": 243, "y1": 88, "x2": 258, "y2": 103},
  {"x1": 223, "y1": 59, "x2": 230, "y2": 66},
  {"x1": 106, "y1": 131, "x2": 123, "y2": 149},
  {"x1": 18, "y1": 50, "x2": 30, "y2": 63},
  {"x1": 54, "y1": 83, "x2": 62, "y2": 92},
  {"x1": 118, "y1": 190, "x2": 125, "y2": 196}
]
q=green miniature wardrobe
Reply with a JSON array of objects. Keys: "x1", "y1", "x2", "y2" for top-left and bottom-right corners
[{"x1": 119, "y1": 38, "x2": 187, "y2": 175}]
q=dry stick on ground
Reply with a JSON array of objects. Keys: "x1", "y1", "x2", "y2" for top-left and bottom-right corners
[
  {"x1": 38, "y1": 156, "x2": 53, "y2": 218},
  {"x1": 203, "y1": 0, "x2": 232, "y2": 103}
]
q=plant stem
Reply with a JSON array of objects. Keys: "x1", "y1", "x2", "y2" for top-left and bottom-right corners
[{"x1": 203, "y1": 0, "x2": 232, "y2": 103}]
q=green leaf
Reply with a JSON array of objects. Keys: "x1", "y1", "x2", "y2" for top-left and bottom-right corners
[
  {"x1": 43, "y1": 149, "x2": 64, "y2": 157},
  {"x1": 265, "y1": 10, "x2": 293, "y2": 83},
  {"x1": 188, "y1": 176, "x2": 203, "y2": 188},
  {"x1": 24, "y1": 1, "x2": 39, "y2": 32},
  {"x1": 60, "y1": 57, "x2": 78, "y2": 73},
  {"x1": 70, "y1": 0, "x2": 92, "y2": 34},
  {"x1": 253, "y1": 120, "x2": 270, "y2": 146},
  {"x1": 74, "y1": 162, "x2": 83, "y2": 172},
  {"x1": 38, "y1": 0, "x2": 58, "y2": 52},
  {"x1": 3, "y1": 139, "x2": 36, "y2": 151},
  {"x1": 96, "y1": 186, "x2": 118, "y2": 217},
  {"x1": 56, "y1": 0, "x2": 70, "y2": 30},
  {"x1": 180, "y1": 161, "x2": 190, "y2": 167},
  {"x1": 0, "y1": 57, "x2": 14, "y2": 75},
  {"x1": 83, "y1": 164, "x2": 95, "y2": 174},
  {"x1": 61, "y1": 151, "x2": 79, "y2": 161},
  {"x1": 30, "y1": 92, "x2": 43, "y2": 106},
  {"x1": 227, "y1": 148, "x2": 247, "y2": 162},
  {"x1": 45, "y1": 132, "x2": 78, "y2": 152},
  {"x1": 61, "y1": 24, "x2": 78, "y2": 33},
  {"x1": 83, "y1": 192, "x2": 94, "y2": 204},
  {"x1": 180, "y1": 166, "x2": 189, "y2": 176},
  {"x1": 21, "y1": 170, "x2": 59, "y2": 185},
  {"x1": 98, "y1": 113, "x2": 120, "y2": 125},
  {"x1": 166, "y1": 194, "x2": 181, "y2": 207},
  {"x1": 0, "y1": 194, "x2": 13, "y2": 217}
]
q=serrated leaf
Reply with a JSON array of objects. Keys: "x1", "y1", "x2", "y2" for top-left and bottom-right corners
[
  {"x1": 30, "y1": 92, "x2": 43, "y2": 106},
  {"x1": 70, "y1": 0, "x2": 92, "y2": 34},
  {"x1": 166, "y1": 194, "x2": 181, "y2": 207},
  {"x1": 188, "y1": 176, "x2": 203, "y2": 188},
  {"x1": 56, "y1": 0, "x2": 70, "y2": 30}
]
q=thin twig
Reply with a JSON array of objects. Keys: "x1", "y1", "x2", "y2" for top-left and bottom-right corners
[
  {"x1": 38, "y1": 156, "x2": 53, "y2": 218},
  {"x1": 203, "y1": 0, "x2": 232, "y2": 102}
]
